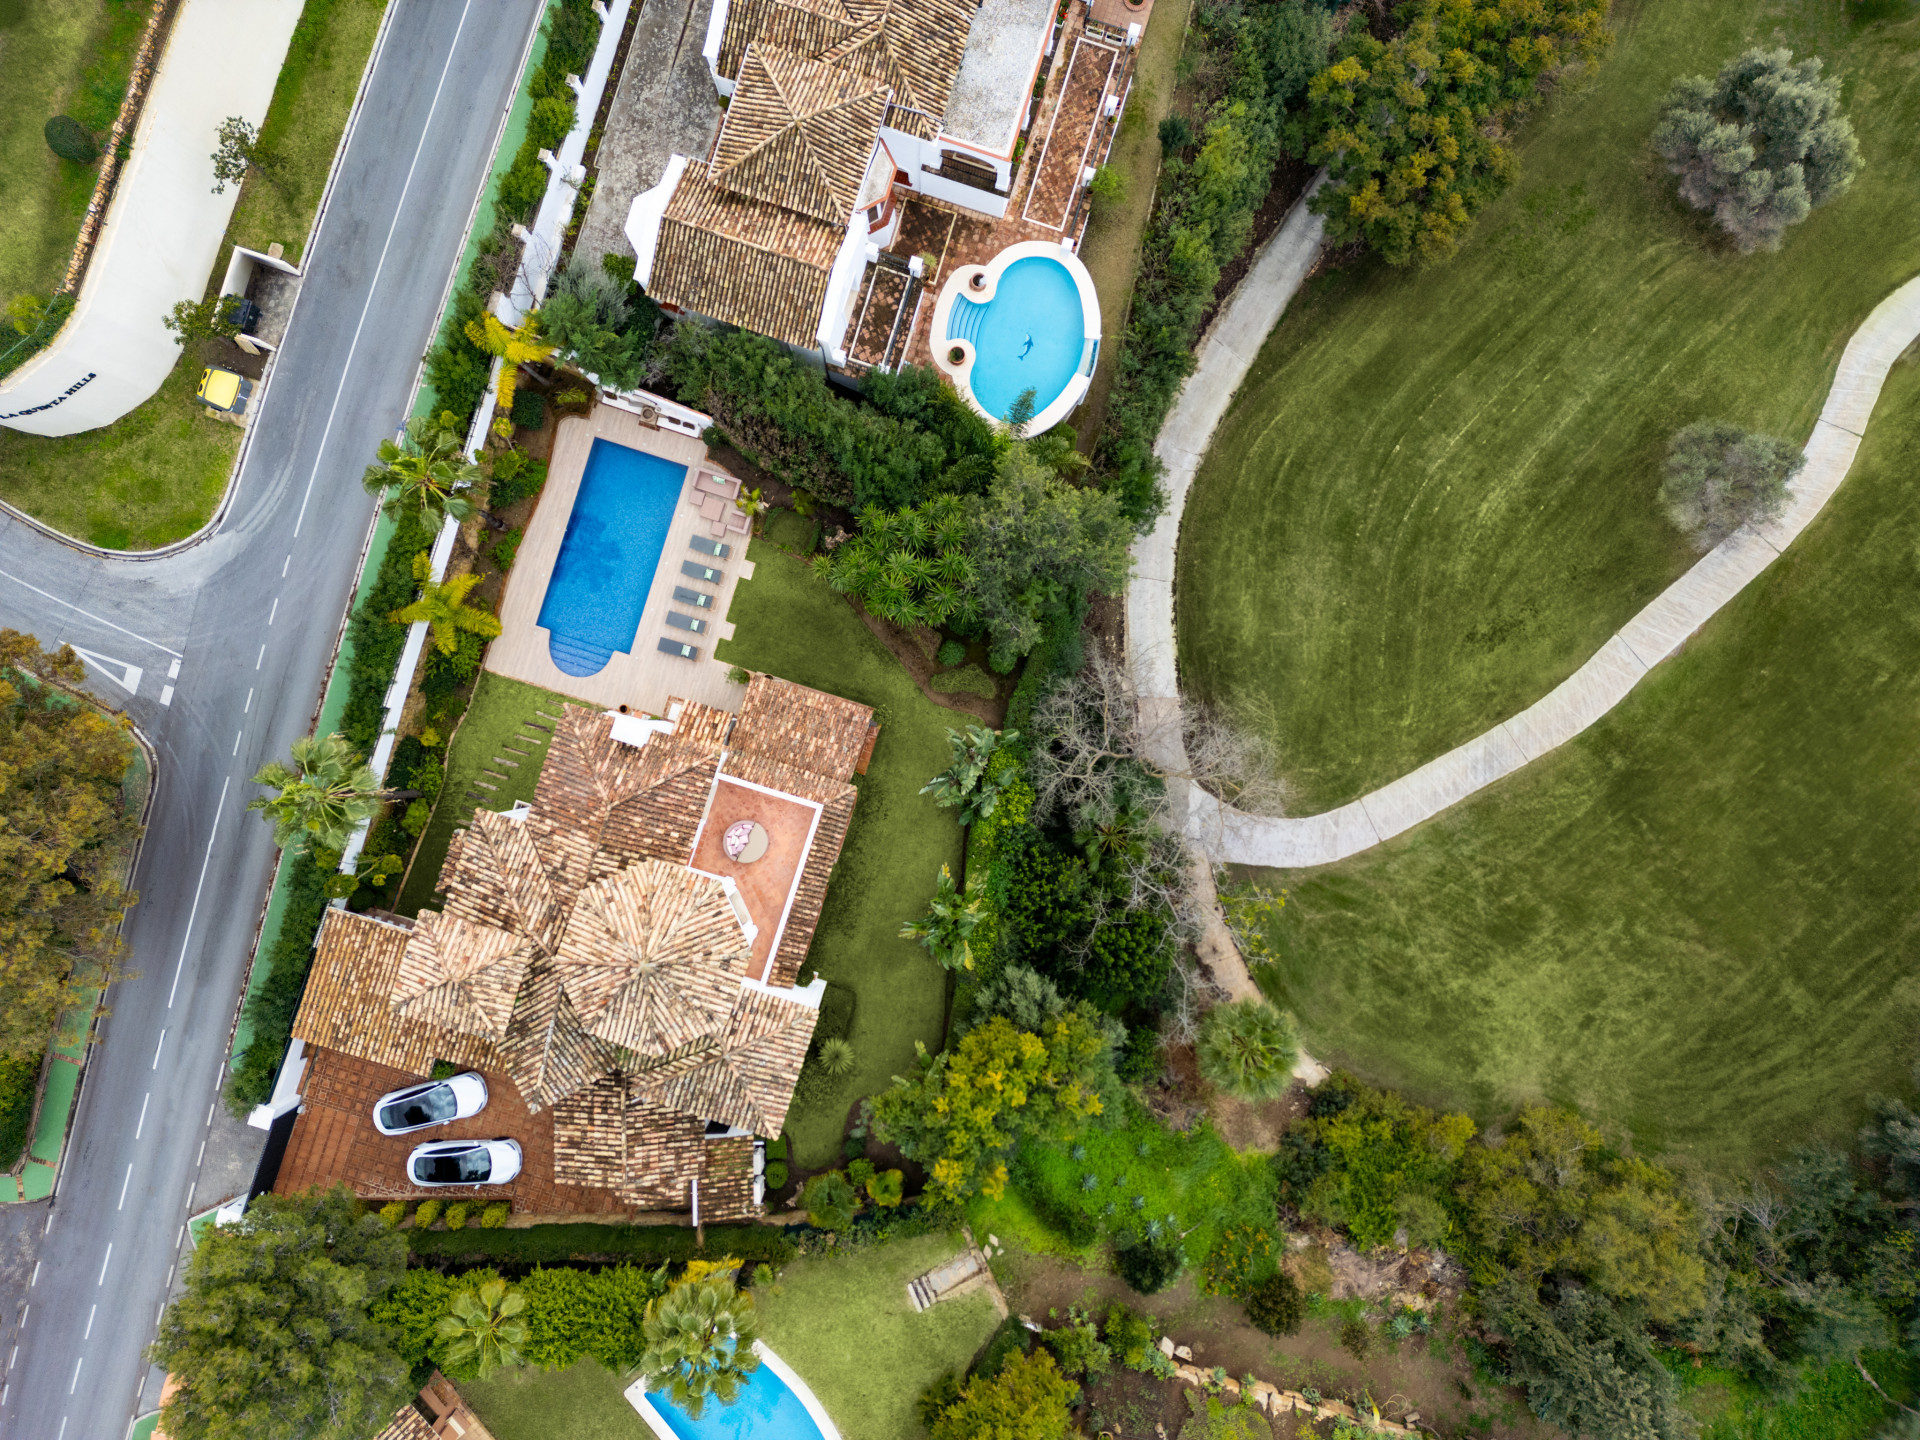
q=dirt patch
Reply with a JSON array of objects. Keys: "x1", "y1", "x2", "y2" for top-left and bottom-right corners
[
  {"x1": 847, "y1": 600, "x2": 1011, "y2": 726},
  {"x1": 996, "y1": 1250, "x2": 1554, "y2": 1440},
  {"x1": 1209, "y1": 1087, "x2": 1308, "y2": 1153}
]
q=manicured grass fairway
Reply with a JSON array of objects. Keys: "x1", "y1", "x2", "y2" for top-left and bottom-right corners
[
  {"x1": 718, "y1": 541, "x2": 965, "y2": 1169},
  {"x1": 461, "y1": 1357, "x2": 650, "y2": 1440},
  {"x1": 755, "y1": 1230, "x2": 1002, "y2": 1440},
  {"x1": 1247, "y1": 357, "x2": 1920, "y2": 1171},
  {"x1": 1177, "y1": 0, "x2": 1920, "y2": 809}
]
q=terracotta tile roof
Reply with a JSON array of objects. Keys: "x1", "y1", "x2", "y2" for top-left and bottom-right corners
[
  {"x1": 651, "y1": 169, "x2": 843, "y2": 349},
  {"x1": 293, "y1": 910, "x2": 497, "y2": 1075},
  {"x1": 554, "y1": 862, "x2": 752, "y2": 1054},
  {"x1": 713, "y1": 45, "x2": 887, "y2": 223},
  {"x1": 719, "y1": 0, "x2": 977, "y2": 142},
  {"x1": 371, "y1": 1406, "x2": 437, "y2": 1440},
  {"x1": 733, "y1": 673, "x2": 874, "y2": 781},
  {"x1": 497, "y1": 966, "x2": 624, "y2": 1113},
  {"x1": 636, "y1": 985, "x2": 818, "y2": 1136},
  {"x1": 438, "y1": 809, "x2": 579, "y2": 948},
  {"x1": 771, "y1": 789, "x2": 856, "y2": 987},
  {"x1": 390, "y1": 912, "x2": 536, "y2": 1041}
]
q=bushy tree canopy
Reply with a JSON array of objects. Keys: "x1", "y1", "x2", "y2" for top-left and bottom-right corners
[
  {"x1": 151, "y1": 1188, "x2": 410, "y2": 1440},
  {"x1": 873, "y1": 1011, "x2": 1112, "y2": 1203},
  {"x1": 1305, "y1": 0, "x2": 1611, "y2": 265},
  {"x1": 0, "y1": 632, "x2": 137, "y2": 1056},
  {"x1": 1653, "y1": 48, "x2": 1862, "y2": 252},
  {"x1": 927, "y1": 1350, "x2": 1080, "y2": 1440},
  {"x1": 1486, "y1": 1279, "x2": 1692, "y2": 1440},
  {"x1": 538, "y1": 254, "x2": 655, "y2": 389},
  {"x1": 1660, "y1": 421, "x2": 1802, "y2": 549}
]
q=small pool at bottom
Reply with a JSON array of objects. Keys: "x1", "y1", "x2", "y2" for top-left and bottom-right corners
[
  {"x1": 632, "y1": 1354, "x2": 832, "y2": 1440},
  {"x1": 536, "y1": 438, "x2": 686, "y2": 677}
]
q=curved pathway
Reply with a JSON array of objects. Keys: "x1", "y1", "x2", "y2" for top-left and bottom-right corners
[
  {"x1": 0, "y1": 0, "x2": 302, "y2": 436},
  {"x1": 1127, "y1": 179, "x2": 1920, "y2": 869}
]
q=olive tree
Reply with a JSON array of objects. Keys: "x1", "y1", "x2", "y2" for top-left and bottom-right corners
[
  {"x1": 1653, "y1": 49, "x2": 1862, "y2": 252},
  {"x1": 1660, "y1": 421, "x2": 1803, "y2": 549}
]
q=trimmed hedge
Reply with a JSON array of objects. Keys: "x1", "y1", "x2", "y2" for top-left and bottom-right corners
[
  {"x1": 407, "y1": 1221, "x2": 796, "y2": 1270},
  {"x1": 0, "y1": 1053, "x2": 40, "y2": 1167}
]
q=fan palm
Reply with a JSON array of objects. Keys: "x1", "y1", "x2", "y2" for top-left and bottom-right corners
[
  {"x1": 1195, "y1": 1000, "x2": 1301, "y2": 1101},
  {"x1": 434, "y1": 1277, "x2": 528, "y2": 1380},
  {"x1": 247, "y1": 732, "x2": 383, "y2": 855},
  {"x1": 899, "y1": 864, "x2": 984, "y2": 971},
  {"x1": 389, "y1": 554, "x2": 504, "y2": 654},
  {"x1": 639, "y1": 1277, "x2": 762, "y2": 1419},
  {"x1": 361, "y1": 412, "x2": 479, "y2": 524}
]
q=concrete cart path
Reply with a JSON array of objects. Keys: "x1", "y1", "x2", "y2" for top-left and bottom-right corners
[
  {"x1": 0, "y1": 0, "x2": 304, "y2": 436},
  {"x1": 1125, "y1": 181, "x2": 1920, "y2": 870}
]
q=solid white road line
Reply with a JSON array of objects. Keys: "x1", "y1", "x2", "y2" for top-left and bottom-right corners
[
  {"x1": 168, "y1": 774, "x2": 230, "y2": 1008},
  {"x1": 0, "y1": 568, "x2": 182, "y2": 658},
  {"x1": 291, "y1": 0, "x2": 476, "y2": 539}
]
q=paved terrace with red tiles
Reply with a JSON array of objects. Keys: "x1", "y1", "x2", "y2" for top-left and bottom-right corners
[{"x1": 687, "y1": 776, "x2": 818, "y2": 983}]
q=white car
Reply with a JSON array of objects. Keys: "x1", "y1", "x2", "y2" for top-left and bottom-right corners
[
  {"x1": 407, "y1": 1138, "x2": 522, "y2": 1188},
  {"x1": 373, "y1": 1072, "x2": 488, "y2": 1135}
]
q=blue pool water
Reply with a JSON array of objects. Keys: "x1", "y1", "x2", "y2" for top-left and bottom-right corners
[
  {"x1": 536, "y1": 438, "x2": 685, "y2": 676},
  {"x1": 946, "y1": 256, "x2": 1087, "y2": 421},
  {"x1": 643, "y1": 1363, "x2": 826, "y2": 1440}
]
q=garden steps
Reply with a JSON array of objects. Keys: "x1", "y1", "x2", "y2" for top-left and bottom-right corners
[{"x1": 907, "y1": 1247, "x2": 988, "y2": 1312}]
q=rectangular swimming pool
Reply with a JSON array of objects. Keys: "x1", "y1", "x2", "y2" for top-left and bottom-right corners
[{"x1": 536, "y1": 438, "x2": 686, "y2": 677}]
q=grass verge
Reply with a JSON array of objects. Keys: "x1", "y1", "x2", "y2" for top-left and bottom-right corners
[
  {"x1": 394, "y1": 670, "x2": 573, "y2": 916},
  {"x1": 0, "y1": 0, "x2": 386, "y2": 549},
  {"x1": 755, "y1": 1230, "x2": 1002, "y2": 1439},
  {"x1": 1245, "y1": 353, "x2": 1920, "y2": 1171},
  {"x1": 1177, "y1": 0, "x2": 1920, "y2": 809},
  {"x1": 1071, "y1": 0, "x2": 1193, "y2": 449},
  {"x1": 0, "y1": 0, "x2": 146, "y2": 304},
  {"x1": 460, "y1": 1357, "x2": 648, "y2": 1440},
  {"x1": 716, "y1": 541, "x2": 965, "y2": 1169}
]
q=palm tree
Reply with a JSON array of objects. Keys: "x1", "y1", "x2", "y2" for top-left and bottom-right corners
[
  {"x1": 389, "y1": 553, "x2": 503, "y2": 654},
  {"x1": 639, "y1": 1277, "x2": 762, "y2": 1419},
  {"x1": 247, "y1": 733, "x2": 382, "y2": 855},
  {"x1": 919, "y1": 724, "x2": 1018, "y2": 825},
  {"x1": 733, "y1": 485, "x2": 767, "y2": 523},
  {"x1": 1195, "y1": 1000, "x2": 1300, "y2": 1101},
  {"x1": 900, "y1": 864, "x2": 985, "y2": 971},
  {"x1": 362, "y1": 412, "x2": 479, "y2": 525},
  {"x1": 434, "y1": 1277, "x2": 528, "y2": 1380}
]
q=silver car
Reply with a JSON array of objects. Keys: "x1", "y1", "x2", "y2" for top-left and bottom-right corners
[
  {"x1": 372, "y1": 1072, "x2": 488, "y2": 1136},
  {"x1": 407, "y1": 1138, "x2": 523, "y2": 1188}
]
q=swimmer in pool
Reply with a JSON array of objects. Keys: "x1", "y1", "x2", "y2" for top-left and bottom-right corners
[{"x1": 1019, "y1": 334, "x2": 1034, "y2": 359}]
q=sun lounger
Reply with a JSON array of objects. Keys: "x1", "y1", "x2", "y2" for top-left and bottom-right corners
[
  {"x1": 673, "y1": 586, "x2": 714, "y2": 609},
  {"x1": 689, "y1": 536, "x2": 730, "y2": 559},
  {"x1": 658, "y1": 637, "x2": 699, "y2": 660},
  {"x1": 682, "y1": 560, "x2": 723, "y2": 583},
  {"x1": 666, "y1": 612, "x2": 708, "y2": 634}
]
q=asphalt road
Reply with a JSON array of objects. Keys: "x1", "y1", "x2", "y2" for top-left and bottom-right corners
[{"x1": 0, "y1": 2, "x2": 544, "y2": 1434}]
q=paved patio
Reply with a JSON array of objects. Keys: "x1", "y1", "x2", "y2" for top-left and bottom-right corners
[
  {"x1": 485, "y1": 405, "x2": 753, "y2": 715},
  {"x1": 687, "y1": 777, "x2": 818, "y2": 982}
]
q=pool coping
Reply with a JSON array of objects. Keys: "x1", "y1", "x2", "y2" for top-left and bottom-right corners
[
  {"x1": 930, "y1": 238, "x2": 1101, "y2": 434},
  {"x1": 623, "y1": 1340, "x2": 845, "y2": 1440}
]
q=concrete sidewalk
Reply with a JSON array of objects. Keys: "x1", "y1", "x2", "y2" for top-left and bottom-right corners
[{"x1": 1124, "y1": 185, "x2": 1920, "y2": 870}]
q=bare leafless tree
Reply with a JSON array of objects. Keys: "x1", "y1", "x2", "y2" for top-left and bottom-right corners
[{"x1": 1027, "y1": 646, "x2": 1290, "y2": 829}]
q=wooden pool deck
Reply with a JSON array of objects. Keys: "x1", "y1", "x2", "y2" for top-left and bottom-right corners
[{"x1": 485, "y1": 405, "x2": 754, "y2": 716}]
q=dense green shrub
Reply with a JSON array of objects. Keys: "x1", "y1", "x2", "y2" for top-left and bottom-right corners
[
  {"x1": 936, "y1": 639, "x2": 968, "y2": 668},
  {"x1": 509, "y1": 389, "x2": 546, "y2": 431},
  {"x1": 480, "y1": 1202, "x2": 509, "y2": 1229},
  {"x1": 444, "y1": 1202, "x2": 471, "y2": 1231},
  {"x1": 764, "y1": 1161, "x2": 788, "y2": 1189},
  {"x1": 406, "y1": 1221, "x2": 795, "y2": 1269},
  {"x1": 1304, "y1": 0, "x2": 1611, "y2": 265},
  {"x1": 226, "y1": 849, "x2": 330, "y2": 1114},
  {"x1": 44, "y1": 115, "x2": 99, "y2": 163},
  {"x1": 1244, "y1": 1271, "x2": 1303, "y2": 1335},
  {"x1": 1115, "y1": 1237, "x2": 1184, "y2": 1295},
  {"x1": 0, "y1": 293, "x2": 75, "y2": 382},
  {"x1": 379, "y1": 1202, "x2": 407, "y2": 1229},
  {"x1": 0, "y1": 1053, "x2": 39, "y2": 1166},
  {"x1": 665, "y1": 326, "x2": 989, "y2": 510},
  {"x1": 486, "y1": 450, "x2": 548, "y2": 509},
  {"x1": 1096, "y1": 0, "x2": 1334, "y2": 527}
]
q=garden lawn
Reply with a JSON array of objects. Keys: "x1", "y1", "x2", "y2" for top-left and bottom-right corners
[
  {"x1": 0, "y1": 0, "x2": 385, "y2": 548},
  {"x1": 0, "y1": 356, "x2": 236, "y2": 548},
  {"x1": 0, "y1": 0, "x2": 146, "y2": 306},
  {"x1": 394, "y1": 670, "x2": 573, "y2": 916},
  {"x1": 1245, "y1": 354, "x2": 1920, "y2": 1172},
  {"x1": 1177, "y1": 0, "x2": 1920, "y2": 809},
  {"x1": 460, "y1": 1357, "x2": 649, "y2": 1440},
  {"x1": 717, "y1": 541, "x2": 965, "y2": 1168},
  {"x1": 755, "y1": 1230, "x2": 1002, "y2": 1440}
]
